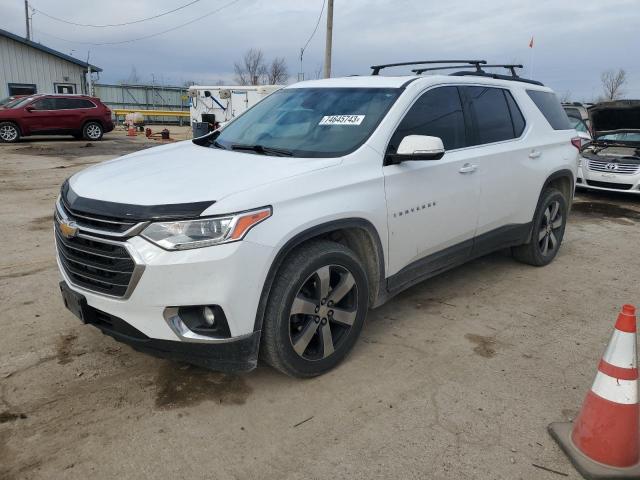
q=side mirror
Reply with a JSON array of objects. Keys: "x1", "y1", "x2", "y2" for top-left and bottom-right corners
[
  {"x1": 25, "y1": 106, "x2": 34, "y2": 112},
  {"x1": 387, "y1": 135, "x2": 445, "y2": 164}
]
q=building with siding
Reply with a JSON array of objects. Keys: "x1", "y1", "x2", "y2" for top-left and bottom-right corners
[{"x1": 0, "y1": 28, "x2": 101, "y2": 98}]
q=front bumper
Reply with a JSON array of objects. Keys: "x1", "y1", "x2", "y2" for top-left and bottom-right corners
[
  {"x1": 577, "y1": 163, "x2": 640, "y2": 194},
  {"x1": 57, "y1": 234, "x2": 274, "y2": 339},
  {"x1": 60, "y1": 281, "x2": 260, "y2": 371}
]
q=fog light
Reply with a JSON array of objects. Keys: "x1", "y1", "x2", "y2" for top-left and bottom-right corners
[{"x1": 202, "y1": 306, "x2": 216, "y2": 326}]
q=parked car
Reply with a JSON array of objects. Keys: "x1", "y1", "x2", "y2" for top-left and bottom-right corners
[
  {"x1": 577, "y1": 100, "x2": 640, "y2": 194},
  {"x1": 55, "y1": 61, "x2": 579, "y2": 377},
  {"x1": 0, "y1": 94, "x2": 114, "y2": 143},
  {"x1": 563, "y1": 102, "x2": 592, "y2": 132}
]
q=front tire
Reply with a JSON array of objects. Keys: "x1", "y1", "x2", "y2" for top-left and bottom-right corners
[
  {"x1": 82, "y1": 121, "x2": 103, "y2": 141},
  {"x1": 0, "y1": 122, "x2": 20, "y2": 143},
  {"x1": 513, "y1": 188, "x2": 567, "y2": 266},
  {"x1": 261, "y1": 241, "x2": 370, "y2": 378}
]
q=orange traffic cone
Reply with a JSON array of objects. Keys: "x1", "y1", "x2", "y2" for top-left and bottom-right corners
[{"x1": 549, "y1": 304, "x2": 640, "y2": 479}]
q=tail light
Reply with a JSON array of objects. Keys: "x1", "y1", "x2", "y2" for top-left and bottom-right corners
[{"x1": 571, "y1": 137, "x2": 582, "y2": 150}]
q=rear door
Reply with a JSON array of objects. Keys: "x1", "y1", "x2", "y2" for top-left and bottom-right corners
[
  {"x1": 383, "y1": 86, "x2": 481, "y2": 282},
  {"x1": 458, "y1": 85, "x2": 530, "y2": 241},
  {"x1": 52, "y1": 98, "x2": 84, "y2": 130}
]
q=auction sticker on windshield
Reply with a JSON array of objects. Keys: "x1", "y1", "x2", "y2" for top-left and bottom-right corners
[{"x1": 319, "y1": 115, "x2": 365, "y2": 126}]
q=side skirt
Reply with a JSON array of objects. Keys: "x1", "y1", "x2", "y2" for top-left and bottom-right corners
[{"x1": 384, "y1": 222, "x2": 532, "y2": 299}]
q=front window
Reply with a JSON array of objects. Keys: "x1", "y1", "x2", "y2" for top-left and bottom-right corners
[{"x1": 211, "y1": 88, "x2": 401, "y2": 158}]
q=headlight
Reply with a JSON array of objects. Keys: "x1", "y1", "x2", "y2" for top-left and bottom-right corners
[{"x1": 142, "y1": 207, "x2": 271, "y2": 250}]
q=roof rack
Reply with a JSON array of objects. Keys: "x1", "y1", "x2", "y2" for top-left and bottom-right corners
[
  {"x1": 371, "y1": 60, "x2": 486, "y2": 76},
  {"x1": 450, "y1": 65, "x2": 543, "y2": 86}
]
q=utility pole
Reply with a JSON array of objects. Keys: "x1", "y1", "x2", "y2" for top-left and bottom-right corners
[
  {"x1": 86, "y1": 51, "x2": 93, "y2": 96},
  {"x1": 24, "y1": 0, "x2": 30, "y2": 40},
  {"x1": 323, "y1": 0, "x2": 334, "y2": 78}
]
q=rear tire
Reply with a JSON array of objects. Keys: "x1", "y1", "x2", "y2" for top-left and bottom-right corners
[
  {"x1": 512, "y1": 188, "x2": 567, "y2": 266},
  {"x1": 82, "y1": 122, "x2": 103, "y2": 141},
  {"x1": 0, "y1": 122, "x2": 20, "y2": 143},
  {"x1": 260, "y1": 240, "x2": 369, "y2": 378}
]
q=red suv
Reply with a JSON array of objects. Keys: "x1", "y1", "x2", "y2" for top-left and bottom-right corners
[{"x1": 0, "y1": 94, "x2": 114, "y2": 143}]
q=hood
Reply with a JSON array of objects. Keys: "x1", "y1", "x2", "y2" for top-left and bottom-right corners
[
  {"x1": 68, "y1": 141, "x2": 340, "y2": 207},
  {"x1": 589, "y1": 100, "x2": 640, "y2": 138}
]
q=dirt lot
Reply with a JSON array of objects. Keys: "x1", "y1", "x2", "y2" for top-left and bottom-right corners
[{"x1": 1, "y1": 129, "x2": 639, "y2": 480}]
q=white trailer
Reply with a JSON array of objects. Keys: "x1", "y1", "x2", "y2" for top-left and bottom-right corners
[{"x1": 188, "y1": 85, "x2": 282, "y2": 133}]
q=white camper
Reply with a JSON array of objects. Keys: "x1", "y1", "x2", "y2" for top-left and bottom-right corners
[{"x1": 188, "y1": 85, "x2": 282, "y2": 132}]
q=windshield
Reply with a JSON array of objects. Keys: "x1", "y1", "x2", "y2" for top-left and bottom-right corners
[
  {"x1": 212, "y1": 88, "x2": 401, "y2": 158},
  {"x1": 7, "y1": 97, "x2": 36, "y2": 109},
  {"x1": 596, "y1": 132, "x2": 640, "y2": 143}
]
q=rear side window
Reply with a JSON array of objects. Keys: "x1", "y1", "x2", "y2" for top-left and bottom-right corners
[
  {"x1": 462, "y1": 86, "x2": 516, "y2": 145},
  {"x1": 389, "y1": 86, "x2": 466, "y2": 151},
  {"x1": 527, "y1": 90, "x2": 571, "y2": 130},
  {"x1": 54, "y1": 98, "x2": 95, "y2": 109},
  {"x1": 505, "y1": 91, "x2": 526, "y2": 137}
]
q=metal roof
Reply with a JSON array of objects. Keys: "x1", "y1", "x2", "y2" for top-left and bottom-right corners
[{"x1": 0, "y1": 28, "x2": 102, "y2": 72}]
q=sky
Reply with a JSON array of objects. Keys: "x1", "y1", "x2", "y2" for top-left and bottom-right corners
[{"x1": 2, "y1": 0, "x2": 640, "y2": 101}]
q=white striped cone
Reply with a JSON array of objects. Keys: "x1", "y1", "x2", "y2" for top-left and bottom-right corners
[{"x1": 569, "y1": 305, "x2": 639, "y2": 469}]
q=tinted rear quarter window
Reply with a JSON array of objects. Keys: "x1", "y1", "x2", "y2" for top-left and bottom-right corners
[
  {"x1": 527, "y1": 90, "x2": 571, "y2": 130},
  {"x1": 505, "y1": 91, "x2": 526, "y2": 137},
  {"x1": 463, "y1": 86, "x2": 515, "y2": 144}
]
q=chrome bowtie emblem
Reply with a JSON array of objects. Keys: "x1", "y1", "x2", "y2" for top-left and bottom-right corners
[
  {"x1": 605, "y1": 163, "x2": 618, "y2": 171},
  {"x1": 59, "y1": 220, "x2": 79, "y2": 239}
]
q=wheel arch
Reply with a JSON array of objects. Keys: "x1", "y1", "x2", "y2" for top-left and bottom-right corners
[
  {"x1": 253, "y1": 218, "x2": 386, "y2": 332},
  {"x1": 523, "y1": 168, "x2": 574, "y2": 244},
  {"x1": 542, "y1": 169, "x2": 574, "y2": 208}
]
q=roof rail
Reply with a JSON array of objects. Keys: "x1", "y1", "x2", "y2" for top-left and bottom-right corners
[
  {"x1": 411, "y1": 64, "x2": 485, "y2": 74},
  {"x1": 371, "y1": 59, "x2": 486, "y2": 76}
]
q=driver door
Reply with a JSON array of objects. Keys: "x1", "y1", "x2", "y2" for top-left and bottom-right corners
[{"x1": 383, "y1": 86, "x2": 481, "y2": 284}]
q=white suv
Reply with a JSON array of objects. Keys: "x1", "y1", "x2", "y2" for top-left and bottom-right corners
[{"x1": 55, "y1": 61, "x2": 579, "y2": 377}]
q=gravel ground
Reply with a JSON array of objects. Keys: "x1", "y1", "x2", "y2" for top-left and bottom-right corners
[{"x1": 1, "y1": 129, "x2": 639, "y2": 480}]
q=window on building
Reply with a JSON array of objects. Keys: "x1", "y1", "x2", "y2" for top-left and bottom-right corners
[
  {"x1": 8, "y1": 83, "x2": 37, "y2": 96},
  {"x1": 389, "y1": 86, "x2": 467, "y2": 151},
  {"x1": 54, "y1": 83, "x2": 76, "y2": 94}
]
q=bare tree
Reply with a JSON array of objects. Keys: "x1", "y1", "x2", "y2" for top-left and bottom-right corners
[
  {"x1": 560, "y1": 90, "x2": 572, "y2": 103},
  {"x1": 601, "y1": 69, "x2": 627, "y2": 101},
  {"x1": 234, "y1": 48, "x2": 267, "y2": 85},
  {"x1": 267, "y1": 57, "x2": 288, "y2": 84}
]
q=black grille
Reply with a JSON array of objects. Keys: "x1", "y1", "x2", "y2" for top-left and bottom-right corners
[
  {"x1": 586, "y1": 180, "x2": 634, "y2": 191},
  {"x1": 55, "y1": 224, "x2": 136, "y2": 297},
  {"x1": 60, "y1": 199, "x2": 137, "y2": 234}
]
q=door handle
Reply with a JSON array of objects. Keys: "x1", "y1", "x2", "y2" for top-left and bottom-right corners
[
  {"x1": 458, "y1": 163, "x2": 478, "y2": 174},
  {"x1": 529, "y1": 150, "x2": 542, "y2": 159}
]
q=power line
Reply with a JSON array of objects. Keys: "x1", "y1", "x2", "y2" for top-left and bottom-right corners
[
  {"x1": 32, "y1": 0, "x2": 202, "y2": 28},
  {"x1": 35, "y1": 0, "x2": 242, "y2": 46},
  {"x1": 301, "y1": 0, "x2": 326, "y2": 58}
]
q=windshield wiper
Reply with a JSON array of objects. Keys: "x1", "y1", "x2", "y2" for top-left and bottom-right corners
[{"x1": 230, "y1": 144, "x2": 293, "y2": 157}]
